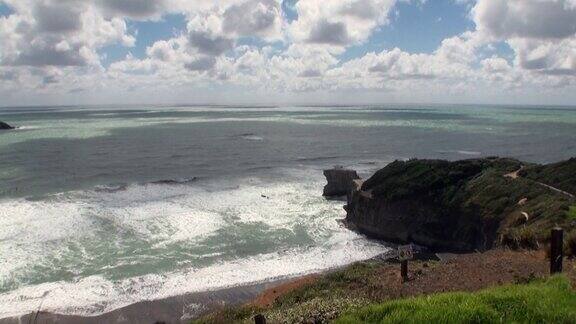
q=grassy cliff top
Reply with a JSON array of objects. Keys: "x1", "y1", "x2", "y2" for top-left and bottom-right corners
[
  {"x1": 361, "y1": 157, "x2": 523, "y2": 201},
  {"x1": 355, "y1": 157, "x2": 576, "y2": 250},
  {"x1": 521, "y1": 158, "x2": 576, "y2": 196}
]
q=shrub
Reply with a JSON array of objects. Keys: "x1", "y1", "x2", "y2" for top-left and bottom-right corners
[
  {"x1": 567, "y1": 206, "x2": 576, "y2": 220},
  {"x1": 565, "y1": 230, "x2": 576, "y2": 258},
  {"x1": 499, "y1": 226, "x2": 540, "y2": 250}
]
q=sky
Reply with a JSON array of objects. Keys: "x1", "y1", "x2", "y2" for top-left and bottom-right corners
[{"x1": 1, "y1": 0, "x2": 576, "y2": 106}]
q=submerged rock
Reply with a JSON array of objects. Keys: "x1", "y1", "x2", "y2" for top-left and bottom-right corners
[
  {"x1": 0, "y1": 121, "x2": 14, "y2": 130},
  {"x1": 323, "y1": 167, "x2": 360, "y2": 197}
]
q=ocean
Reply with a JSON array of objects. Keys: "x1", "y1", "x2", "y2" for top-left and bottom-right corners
[{"x1": 1, "y1": 104, "x2": 575, "y2": 317}]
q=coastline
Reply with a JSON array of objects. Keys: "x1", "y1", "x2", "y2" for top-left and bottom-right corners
[
  {"x1": 4, "y1": 248, "x2": 575, "y2": 324},
  {"x1": 0, "y1": 258, "x2": 376, "y2": 324},
  {"x1": 0, "y1": 278, "x2": 293, "y2": 324}
]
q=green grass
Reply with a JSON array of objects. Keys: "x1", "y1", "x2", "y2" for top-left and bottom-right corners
[
  {"x1": 335, "y1": 276, "x2": 576, "y2": 324},
  {"x1": 353, "y1": 157, "x2": 574, "y2": 251},
  {"x1": 193, "y1": 262, "x2": 380, "y2": 324},
  {"x1": 567, "y1": 206, "x2": 576, "y2": 220},
  {"x1": 521, "y1": 158, "x2": 576, "y2": 196}
]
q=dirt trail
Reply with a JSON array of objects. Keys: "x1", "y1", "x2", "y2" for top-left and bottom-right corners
[
  {"x1": 505, "y1": 166, "x2": 575, "y2": 199},
  {"x1": 504, "y1": 166, "x2": 523, "y2": 180}
]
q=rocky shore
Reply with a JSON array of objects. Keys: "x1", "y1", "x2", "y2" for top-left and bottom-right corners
[
  {"x1": 0, "y1": 121, "x2": 14, "y2": 130},
  {"x1": 322, "y1": 167, "x2": 360, "y2": 198},
  {"x1": 336, "y1": 157, "x2": 576, "y2": 252}
]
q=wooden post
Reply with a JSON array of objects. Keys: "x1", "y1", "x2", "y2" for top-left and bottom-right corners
[
  {"x1": 254, "y1": 314, "x2": 266, "y2": 324},
  {"x1": 550, "y1": 227, "x2": 564, "y2": 274},
  {"x1": 401, "y1": 260, "x2": 408, "y2": 282}
]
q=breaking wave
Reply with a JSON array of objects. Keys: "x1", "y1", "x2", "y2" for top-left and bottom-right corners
[{"x1": 0, "y1": 168, "x2": 388, "y2": 317}]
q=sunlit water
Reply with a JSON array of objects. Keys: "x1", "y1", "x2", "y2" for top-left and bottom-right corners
[{"x1": 0, "y1": 104, "x2": 575, "y2": 317}]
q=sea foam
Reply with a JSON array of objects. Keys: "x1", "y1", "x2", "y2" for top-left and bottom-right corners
[{"x1": 0, "y1": 168, "x2": 389, "y2": 318}]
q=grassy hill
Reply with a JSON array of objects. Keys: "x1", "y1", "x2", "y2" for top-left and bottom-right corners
[
  {"x1": 520, "y1": 158, "x2": 576, "y2": 196},
  {"x1": 335, "y1": 276, "x2": 576, "y2": 324},
  {"x1": 346, "y1": 157, "x2": 576, "y2": 251}
]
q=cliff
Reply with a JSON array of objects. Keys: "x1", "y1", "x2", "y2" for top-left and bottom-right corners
[
  {"x1": 323, "y1": 168, "x2": 360, "y2": 197},
  {"x1": 344, "y1": 157, "x2": 576, "y2": 251}
]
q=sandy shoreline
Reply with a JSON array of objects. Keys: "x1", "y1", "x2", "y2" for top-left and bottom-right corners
[{"x1": 0, "y1": 278, "x2": 292, "y2": 324}]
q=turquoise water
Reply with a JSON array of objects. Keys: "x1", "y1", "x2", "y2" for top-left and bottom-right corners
[{"x1": 0, "y1": 104, "x2": 575, "y2": 317}]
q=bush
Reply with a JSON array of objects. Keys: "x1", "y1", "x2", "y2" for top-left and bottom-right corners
[
  {"x1": 335, "y1": 276, "x2": 576, "y2": 324},
  {"x1": 499, "y1": 226, "x2": 540, "y2": 250},
  {"x1": 567, "y1": 206, "x2": 576, "y2": 220},
  {"x1": 566, "y1": 231, "x2": 576, "y2": 258}
]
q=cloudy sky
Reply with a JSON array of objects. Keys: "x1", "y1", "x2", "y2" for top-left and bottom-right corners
[{"x1": 1, "y1": 0, "x2": 576, "y2": 106}]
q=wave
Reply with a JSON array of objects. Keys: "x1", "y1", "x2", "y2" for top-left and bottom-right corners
[
  {"x1": 295, "y1": 155, "x2": 345, "y2": 162},
  {"x1": 0, "y1": 168, "x2": 388, "y2": 318},
  {"x1": 437, "y1": 150, "x2": 482, "y2": 156},
  {"x1": 237, "y1": 133, "x2": 264, "y2": 141},
  {"x1": 0, "y1": 237, "x2": 386, "y2": 318},
  {"x1": 148, "y1": 177, "x2": 200, "y2": 185},
  {"x1": 94, "y1": 183, "x2": 128, "y2": 193},
  {"x1": 94, "y1": 177, "x2": 200, "y2": 193}
]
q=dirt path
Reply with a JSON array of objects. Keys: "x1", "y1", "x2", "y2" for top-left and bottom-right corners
[
  {"x1": 535, "y1": 181, "x2": 575, "y2": 199},
  {"x1": 505, "y1": 166, "x2": 575, "y2": 199},
  {"x1": 504, "y1": 166, "x2": 523, "y2": 180}
]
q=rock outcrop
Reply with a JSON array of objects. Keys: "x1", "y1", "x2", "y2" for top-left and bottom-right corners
[
  {"x1": 0, "y1": 121, "x2": 14, "y2": 130},
  {"x1": 344, "y1": 157, "x2": 576, "y2": 252},
  {"x1": 323, "y1": 168, "x2": 360, "y2": 197}
]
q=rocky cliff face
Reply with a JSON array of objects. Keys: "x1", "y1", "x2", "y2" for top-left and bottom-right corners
[
  {"x1": 344, "y1": 157, "x2": 576, "y2": 252},
  {"x1": 323, "y1": 168, "x2": 360, "y2": 197},
  {"x1": 0, "y1": 121, "x2": 14, "y2": 130}
]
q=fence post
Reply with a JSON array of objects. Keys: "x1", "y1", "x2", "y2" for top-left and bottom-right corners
[
  {"x1": 254, "y1": 314, "x2": 266, "y2": 324},
  {"x1": 550, "y1": 227, "x2": 564, "y2": 274},
  {"x1": 401, "y1": 260, "x2": 408, "y2": 282}
]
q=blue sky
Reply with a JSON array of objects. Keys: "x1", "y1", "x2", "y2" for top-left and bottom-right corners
[
  {"x1": 101, "y1": 14, "x2": 188, "y2": 66},
  {"x1": 100, "y1": 0, "x2": 478, "y2": 65},
  {"x1": 342, "y1": 0, "x2": 475, "y2": 60},
  {"x1": 1, "y1": 0, "x2": 576, "y2": 106},
  {"x1": 0, "y1": 2, "x2": 13, "y2": 17},
  {"x1": 101, "y1": 0, "x2": 517, "y2": 71}
]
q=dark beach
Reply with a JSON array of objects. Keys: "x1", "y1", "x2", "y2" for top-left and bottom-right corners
[{"x1": 0, "y1": 279, "x2": 290, "y2": 324}]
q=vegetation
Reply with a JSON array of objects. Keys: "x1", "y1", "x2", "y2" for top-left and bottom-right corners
[
  {"x1": 565, "y1": 230, "x2": 576, "y2": 258},
  {"x1": 520, "y1": 158, "x2": 576, "y2": 195},
  {"x1": 354, "y1": 157, "x2": 575, "y2": 250},
  {"x1": 335, "y1": 276, "x2": 576, "y2": 324},
  {"x1": 193, "y1": 262, "x2": 382, "y2": 324},
  {"x1": 567, "y1": 206, "x2": 576, "y2": 220}
]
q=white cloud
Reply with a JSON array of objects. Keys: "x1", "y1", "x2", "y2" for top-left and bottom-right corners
[
  {"x1": 0, "y1": 0, "x2": 135, "y2": 68},
  {"x1": 222, "y1": 0, "x2": 282, "y2": 40},
  {"x1": 473, "y1": 0, "x2": 576, "y2": 75},
  {"x1": 99, "y1": 0, "x2": 167, "y2": 20},
  {"x1": 1, "y1": 0, "x2": 576, "y2": 105},
  {"x1": 473, "y1": 0, "x2": 576, "y2": 40},
  {"x1": 289, "y1": 0, "x2": 397, "y2": 47}
]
